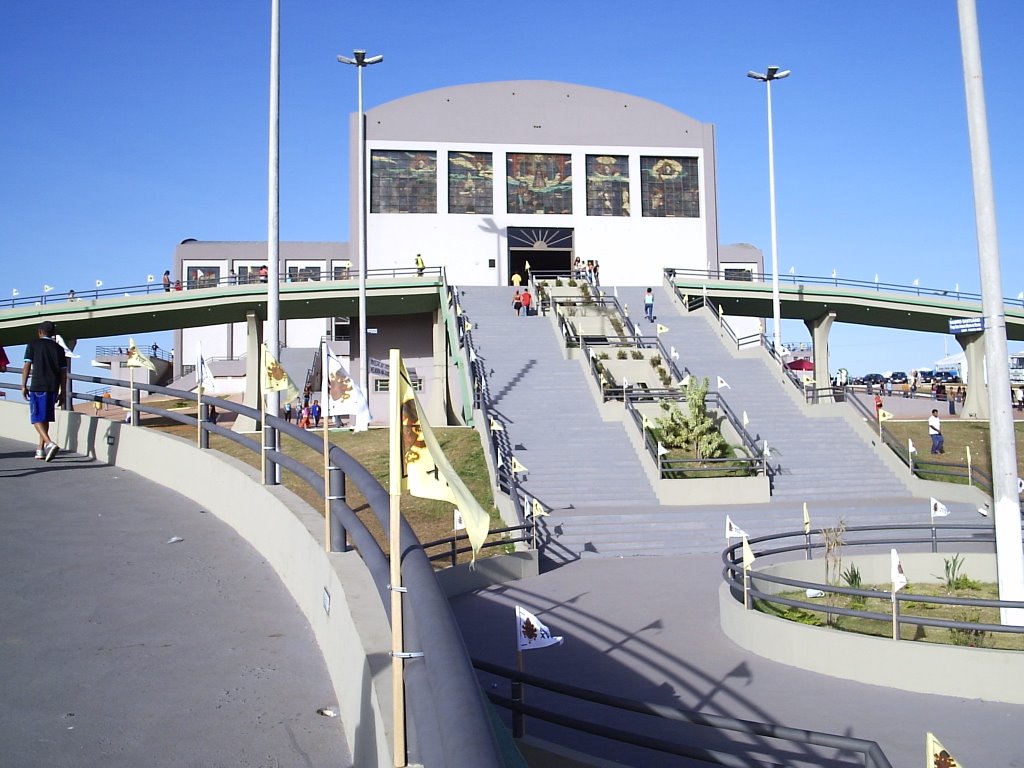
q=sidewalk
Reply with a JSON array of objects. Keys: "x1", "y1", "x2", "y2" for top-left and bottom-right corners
[{"x1": 0, "y1": 435, "x2": 350, "y2": 767}]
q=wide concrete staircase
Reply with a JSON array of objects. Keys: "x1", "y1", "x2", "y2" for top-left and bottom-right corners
[{"x1": 459, "y1": 286, "x2": 658, "y2": 510}]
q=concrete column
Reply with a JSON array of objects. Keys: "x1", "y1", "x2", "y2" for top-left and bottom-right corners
[
  {"x1": 430, "y1": 308, "x2": 448, "y2": 425},
  {"x1": 957, "y1": 331, "x2": 989, "y2": 419},
  {"x1": 234, "y1": 310, "x2": 263, "y2": 433},
  {"x1": 804, "y1": 312, "x2": 836, "y2": 400}
]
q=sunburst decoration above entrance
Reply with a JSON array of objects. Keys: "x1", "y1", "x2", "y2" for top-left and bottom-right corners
[{"x1": 507, "y1": 227, "x2": 574, "y2": 250}]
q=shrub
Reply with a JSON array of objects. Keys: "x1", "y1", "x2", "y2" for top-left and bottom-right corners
[
  {"x1": 937, "y1": 554, "x2": 982, "y2": 593},
  {"x1": 610, "y1": 317, "x2": 624, "y2": 336},
  {"x1": 656, "y1": 376, "x2": 728, "y2": 460},
  {"x1": 554, "y1": 278, "x2": 563, "y2": 287},
  {"x1": 631, "y1": 350, "x2": 644, "y2": 360},
  {"x1": 842, "y1": 563, "x2": 866, "y2": 609},
  {"x1": 948, "y1": 610, "x2": 989, "y2": 647},
  {"x1": 649, "y1": 355, "x2": 662, "y2": 368},
  {"x1": 567, "y1": 278, "x2": 577, "y2": 287},
  {"x1": 598, "y1": 351, "x2": 610, "y2": 360},
  {"x1": 617, "y1": 349, "x2": 628, "y2": 360}
]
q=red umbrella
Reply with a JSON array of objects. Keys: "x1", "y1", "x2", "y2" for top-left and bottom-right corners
[{"x1": 785, "y1": 358, "x2": 814, "y2": 371}]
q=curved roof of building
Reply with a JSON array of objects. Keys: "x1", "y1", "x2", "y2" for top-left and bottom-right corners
[{"x1": 367, "y1": 80, "x2": 710, "y2": 148}]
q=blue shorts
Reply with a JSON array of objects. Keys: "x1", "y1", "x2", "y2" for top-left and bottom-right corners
[{"x1": 29, "y1": 391, "x2": 57, "y2": 424}]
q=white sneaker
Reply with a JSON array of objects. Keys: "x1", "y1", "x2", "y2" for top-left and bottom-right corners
[
  {"x1": 34, "y1": 449, "x2": 44, "y2": 460},
  {"x1": 44, "y1": 443, "x2": 59, "y2": 462}
]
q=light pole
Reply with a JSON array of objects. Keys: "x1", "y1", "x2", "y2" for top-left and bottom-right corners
[
  {"x1": 338, "y1": 49, "x2": 383, "y2": 403},
  {"x1": 747, "y1": 65, "x2": 790, "y2": 355}
]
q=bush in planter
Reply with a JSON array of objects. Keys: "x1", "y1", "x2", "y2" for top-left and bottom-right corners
[
  {"x1": 656, "y1": 376, "x2": 728, "y2": 461},
  {"x1": 555, "y1": 278, "x2": 563, "y2": 287},
  {"x1": 610, "y1": 317, "x2": 624, "y2": 336},
  {"x1": 631, "y1": 350, "x2": 644, "y2": 360},
  {"x1": 568, "y1": 278, "x2": 578, "y2": 288},
  {"x1": 649, "y1": 355, "x2": 662, "y2": 368},
  {"x1": 617, "y1": 349, "x2": 628, "y2": 360},
  {"x1": 598, "y1": 351, "x2": 610, "y2": 360}
]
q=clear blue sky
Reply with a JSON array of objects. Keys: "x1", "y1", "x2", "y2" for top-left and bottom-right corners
[{"x1": 2, "y1": 1, "x2": 1022, "y2": 375}]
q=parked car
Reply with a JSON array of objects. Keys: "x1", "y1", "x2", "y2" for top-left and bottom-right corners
[
  {"x1": 862, "y1": 373, "x2": 885, "y2": 386},
  {"x1": 933, "y1": 370, "x2": 961, "y2": 384},
  {"x1": 889, "y1": 371, "x2": 908, "y2": 385}
]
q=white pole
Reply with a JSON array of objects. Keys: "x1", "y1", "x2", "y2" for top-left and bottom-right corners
[
  {"x1": 957, "y1": 0, "x2": 1024, "y2": 625},
  {"x1": 357, "y1": 62, "x2": 370, "y2": 406},
  {"x1": 765, "y1": 77, "x2": 783, "y2": 355},
  {"x1": 266, "y1": 0, "x2": 281, "y2": 483}
]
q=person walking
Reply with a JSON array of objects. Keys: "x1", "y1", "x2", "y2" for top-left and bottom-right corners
[
  {"x1": 593, "y1": 261, "x2": 601, "y2": 286},
  {"x1": 512, "y1": 290, "x2": 523, "y2": 316},
  {"x1": 520, "y1": 288, "x2": 533, "y2": 317},
  {"x1": 311, "y1": 400, "x2": 322, "y2": 428},
  {"x1": 644, "y1": 288, "x2": 655, "y2": 322},
  {"x1": 928, "y1": 409, "x2": 945, "y2": 454},
  {"x1": 415, "y1": 253, "x2": 425, "y2": 277},
  {"x1": 21, "y1": 320, "x2": 67, "y2": 462},
  {"x1": 284, "y1": 401, "x2": 292, "y2": 423},
  {"x1": 162, "y1": 270, "x2": 171, "y2": 292},
  {"x1": 510, "y1": 272, "x2": 522, "y2": 287}
]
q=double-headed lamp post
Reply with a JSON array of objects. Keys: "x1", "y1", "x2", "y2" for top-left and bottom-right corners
[
  {"x1": 747, "y1": 65, "x2": 790, "y2": 355},
  {"x1": 337, "y1": 49, "x2": 383, "y2": 402}
]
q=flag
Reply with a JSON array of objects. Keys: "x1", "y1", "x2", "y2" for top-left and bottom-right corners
[
  {"x1": 524, "y1": 260, "x2": 531, "y2": 272},
  {"x1": 489, "y1": 418, "x2": 504, "y2": 432},
  {"x1": 763, "y1": 440, "x2": 771, "y2": 458},
  {"x1": 642, "y1": 414, "x2": 653, "y2": 431},
  {"x1": 966, "y1": 445, "x2": 972, "y2": 464},
  {"x1": 43, "y1": 284, "x2": 54, "y2": 293},
  {"x1": 95, "y1": 279, "x2": 103, "y2": 288},
  {"x1": 742, "y1": 410, "x2": 749, "y2": 427},
  {"x1": 803, "y1": 375, "x2": 815, "y2": 386},
  {"x1": 396, "y1": 355, "x2": 490, "y2": 558},
  {"x1": 516, "y1": 605, "x2": 563, "y2": 651},
  {"x1": 261, "y1": 344, "x2": 299, "y2": 400},
  {"x1": 623, "y1": 304, "x2": 629, "y2": 318},
  {"x1": 891, "y1": 548, "x2": 907, "y2": 592},
  {"x1": 146, "y1": 274, "x2": 154, "y2": 283},
  {"x1": 803, "y1": 502, "x2": 811, "y2": 534},
  {"x1": 926, "y1": 733, "x2": 960, "y2": 767},
  {"x1": 126, "y1": 338, "x2": 156, "y2": 371},
  {"x1": 323, "y1": 346, "x2": 369, "y2": 431},
  {"x1": 930, "y1": 498, "x2": 950, "y2": 519},
  {"x1": 725, "y1": 515, "x2": 747, "y2": 539},
  {"x1": 909, "y1": 438, "x2": 917, "y2": 454},
  {"x1": 465, "y1": 321, "x2": 473, "y2": 332},
  {"x1": 531, "y1": 498, "x2": 548, "y2": 518},
  {"x1": 454, "y1": 508, "x2": 465, "y2": 531},
  {"x1": 742, "y1": 535, "x2": 755, "y2": 572},
  {"x1": 511, "y1": 457, "x2": 528, "y2": 474},
  {"x1": 680, "y1": 374, "x2": 691, "y2": 387},
  {"x1": 670, "y1": 345, "x2": 679, "y2": 360},
  {"x1": 657, "y1": 323, "x2": 669, "y2": 335},
  {"x1": 196, "y1": 343, "x2": 217, "y2": 393},
  {"x1": 717, "y1": 376, "x2": 730, "y2": 390},
  {"x1": 657, "y1": 441, "x2": 668, "y2": 457},
  {"x1": 878, "y1": 409, "x2": 893, "y2": 421},
  {"x1": 54, "y1": 334, "x2": 80, "y2": 359}
]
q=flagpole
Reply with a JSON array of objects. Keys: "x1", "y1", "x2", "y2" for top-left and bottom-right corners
[
  {"x1": 513, "y1": 647, "x2": 526, "y2": 738},
  {"x1": 197, "y1": 379, "x2": 203, "y2": 449},
  {"x1": 261, "y1": 393, "x2": 268, "y2": 486},
  {"x1": 129, "y1": 365, "x2": 135, "y2": 425},
  {"x1": 387, "y1": 348, "x2": 406, "y2": 766},
  {"x1": 322, "y1": 341, "x2": 332, "y2": 553}
]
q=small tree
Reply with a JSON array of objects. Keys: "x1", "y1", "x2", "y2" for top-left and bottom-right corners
[{"x1": 656, "y1": 376, "x2": 728, "y2": 462}]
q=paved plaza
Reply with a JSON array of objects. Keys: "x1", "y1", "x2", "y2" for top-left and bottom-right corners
[{"x1": 0, "y1": 436, "x2": 350, "y2": 767}]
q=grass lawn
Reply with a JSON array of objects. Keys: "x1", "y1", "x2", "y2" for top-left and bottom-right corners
[
  {"x1": 150, "y1": 414, "x2": 508, "y2": 565},
  {"x1": 759, "y1": 581, "x2": 1024, "y2": 650},
  {"x1": 883, "y1": 419, "x2": 1024, "y2": 485}
]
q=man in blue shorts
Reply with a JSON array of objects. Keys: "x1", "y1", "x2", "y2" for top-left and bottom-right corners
[{"x1": 21, "y1": 320, "x2": 67, "y2": 462}]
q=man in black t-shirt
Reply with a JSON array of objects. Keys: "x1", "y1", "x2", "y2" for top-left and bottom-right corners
[{"x1": 21, "y1": 320, "x2": 67, "y2": 462}]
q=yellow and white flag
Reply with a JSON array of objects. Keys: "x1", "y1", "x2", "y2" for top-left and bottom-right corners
[
  {"x1": 396, "y1": 355, "x2": 490, "y2": 558},
  {"x1": 323, "y1": 345, "x2": 369, "y2": 431},
  {"x1": 261, "y1": 344, "x2": 299, "y2": 400},
  {"x1": 891, "y1": 548, "x2": 908, "y2": 592},
  {"x1": 725, "y1": 515, "x2": 747, "y2": 540},
  {"x1": 909, "y1": 438, "x2": 917, "y2": 454},
  {"x1": 657, "y1": 323, "x2": 670, "y2": 335},
  {"x1": 878, "y1": 409, "x2": 894, "y2": 421},
  {"x1": 489, "y1": 418, "x2": 504, "y2": 432},
  {"x1": 926, "y1": 732, "x2": 961, "y2": 767},
  {"x1": 802, "y1": 502, "x2": 811, "y2": 535},
  {"x1": 531, "y1": 498, "x2": 548, "y2": 518},
  {"x1": 516, "y1": 605, "x2": 563, "y2": 651},
  {"x1": 511, "y1": 456, "x2": 528, "y2": 474},
  {"x1": 742, "y1": 410, "x2": 750, "y2": 427},
  {"x1": 742, "y1": 534, "x2": 756, "y2": 572},
  {"x1": 126, "y1": 338, "x2": 156, "y2": 372}
]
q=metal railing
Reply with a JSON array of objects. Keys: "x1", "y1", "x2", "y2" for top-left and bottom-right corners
[
  {"x1": 2, "y1": 371, "x2": 504, "y2": 768},
  {"x1": 473, "y1": 658, "x2": 892, "y2": 768},
  {"x1": 95, "y1": 344, "x2": 174, "y2": 363},
  {"x1": 722, "y1": 524, "x2": 1024, "y2": 643}
]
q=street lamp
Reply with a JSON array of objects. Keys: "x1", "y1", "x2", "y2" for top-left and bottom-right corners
[
  {"x1": 747, "y1": 65, "x2": 790, "y2": 356},
  {"x1": 337, "y1": 49, "x2": 383, "y2": 403}
]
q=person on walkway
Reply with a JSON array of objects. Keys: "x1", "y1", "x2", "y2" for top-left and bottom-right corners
[
  {"x1": 592, "y1": 261, "x2": 601, "y2": 286},
  {"x1": 208, "y1": 404, "x2": 219, "y2": 425},
  {"x1": 928, "y1": 409, "x2": 945, "y2": 454},
  {"x1": 512, "y1": 290, "x2": 523, "y2": 316},
  {"x1": 572, "y1": 257, "x2": 582, "y2": 279},
  {"x1": 415, "y1": 253, "x2": 425, "y2": 277},
  {"x1": 644, "y1": 288, "x2": 655, "y2": 322},
  {"x1": 874, "y1": 393, "x2": 883, "y2": 418},
  {"x1": 520, "y1": 288, "x2": 533, "y2": 317},
  {"x1": 173, "y1": 280, "x2": 182, "y2": 291},
  {"x1": 162, "y1": 270, "x2": 171, "y2": 292},
  {"x1": 311, "y1": 400, "x2": 322, "y2": 428},
  {"x1": 21, "y1": 320, "x2": 67, "y2": 462},
  {"x1": 258, "y1": 265, "x2": 268, "y2": 283},
  {"x1": 510, "y1": 272, "x2": 522, "y2": 287},
  {"x1": 284, "y1": 401, "x2": 292, "y2": 423}
]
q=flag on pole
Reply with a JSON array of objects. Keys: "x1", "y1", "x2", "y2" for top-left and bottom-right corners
[
  {"x1": 642, "y1": 414, "x2": 653, "y2": 431},
  {"x1": 95, "y1": 279, "x2": 104, "y2": 288},
  {"x1": 454, "y1": 508, "x2": 465, "y2": 531},
  {"x1": 926, "y1": 733, "x2": 960, "y2": 767},
  {"x1": 623, "y1": 304, "x2": 629, "y2": 318},
  {"x1": 126, "y1": 338, "x2": 156, "y2": 371},
  {"x1": 511, "y1": 456, "x2": 528, "y2": 474},
  {"x1": 324, "y1": 346, "x2": 369, "y2": 431},
  {"x1": 670, "y1": 345, "x2": 679, "y2": 360},
  {"x1": 54, "y1": 335, "x2": 80, "y2": 359},
  {"x1": 396, "y1": 354, "x2": 490, "y2": 559},
  {"x1": 803, "y1": 502, "x2": 811, "y2": 534},
  {"x1": 261, "y1": 344, "x2": 299, "y2": 400},
  {"x1": 741, "y1": 535, "x2": 755, "y2": 572},
  {"x1": 909, "y1": 438, "x2": 917, "y2": 454},
  {"x1": 524, "y1": 260, "x2": 531, "y2": 272},
  {"x1": 43, "y1": 284, "x2": 54, "y2": 293},
  {"x1": 657, "y1": 323, "x2": 670, "y2": 335},
  {"x1": 657, "y1": 441, "x2": 669, "y2": 457},
  {"x1": 516, "y1": 605, "x2": 564, "y2": 651},
  {"x1": 717, "y1": 376, "x2": 730, "y2": 390},
  {"x1": 891, "y1": 548, "x2": 908, "y2": 592},
  {"x1": 742, "y1": 410, "x2": 750, "y2": 427},
  {"x1": 725, "y1": 515, "x2": 747, "y2": 539},
  {"x1": 680, "y1": 374, "x2": 691, "y2": 387},
  {"x1": 531, "y1": 498, "x2": 548, "y2": 518},
  {"x1": 489, "y1": 418, "x2": 504, "y2": 432},
  {"x1": 196, "y1": 343, "x2": 217, "y2": 393},
  {"x1": 930, "y1": 498, "x2": 950, "y2": 519},
  {"x1": 878, "y1": 409, "x2": 894, "y2": 421},
  {"x1": 763, "y1": 440, "x2": 771, "y2": 458},
  {"x1": 803, "y1": 375, "x2": 815, "y2": 386}
]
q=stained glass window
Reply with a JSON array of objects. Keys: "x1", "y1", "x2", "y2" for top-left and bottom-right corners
[
  {"x1": 640, "y1": 156, "x2": 699, "y2": 218},
  {"x1": 506, "y1": 153, "x2": 572, "y2": 214},
  {"x1": 586, "y1": 154, "x2": 630, "y2": 216},
  {"x1": 448, "y1": 152, "x2": 493, "y2": 214},
  {"x1": 370, "y1": 150, "x2": 437, "y2": 213}
]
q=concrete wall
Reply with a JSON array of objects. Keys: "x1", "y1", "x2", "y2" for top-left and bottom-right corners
[
  {"x1": 720, "y1": 552, "x2": 1024, "y2": 704},
  {"x1": 0, "y1": 401, "x2": 396, "y2": 767}
]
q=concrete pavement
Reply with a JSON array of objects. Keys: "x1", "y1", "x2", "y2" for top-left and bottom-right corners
[{"x1": 0, "y1": 436, "x2": 350, "y2": 767}]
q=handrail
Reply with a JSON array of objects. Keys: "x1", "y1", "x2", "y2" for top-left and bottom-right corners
[
  {"x1": 722, "y1": 524, "x2": 1024, "y2": 642},
  {"x1": 473, "y1": 658, "x2": 892, "y2": 768},
  {"x1": 39, "y1": 371, "x2": 505, "y2": 768}
]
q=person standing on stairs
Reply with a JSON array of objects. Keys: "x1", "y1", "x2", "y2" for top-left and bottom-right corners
[
  {"x1": 644, "y1": 288, "x2": 655, "y2": 322},
  {"x1": 520, "y1": 288, "x2": 533, "y2": 317},
  {"x1": 512, "y1": 290, "x2": 523, "y2": 316}
]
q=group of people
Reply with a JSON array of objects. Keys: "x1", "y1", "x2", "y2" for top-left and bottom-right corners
[
  {"x1": 511, "y1": 288, "x2": 534, "y2": 317},
  {"x1": 572, "y1": 257, "x2": 601, "y2": 285},
  {"x1": 284, "y1": 399, "x2": 322, "y2": 429},
  {"x1": 161, "y1": 271, "x2": 183, "y2": 292}
]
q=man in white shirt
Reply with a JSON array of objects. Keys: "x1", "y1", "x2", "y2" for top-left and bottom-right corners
[{"x1": 928, "y1": 409, "x2": 944, "y2": 454}]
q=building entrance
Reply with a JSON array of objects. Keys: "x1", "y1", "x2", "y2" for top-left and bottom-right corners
[{"x1": 507, "y1": 227, "x2": 574, "y2": 285}]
